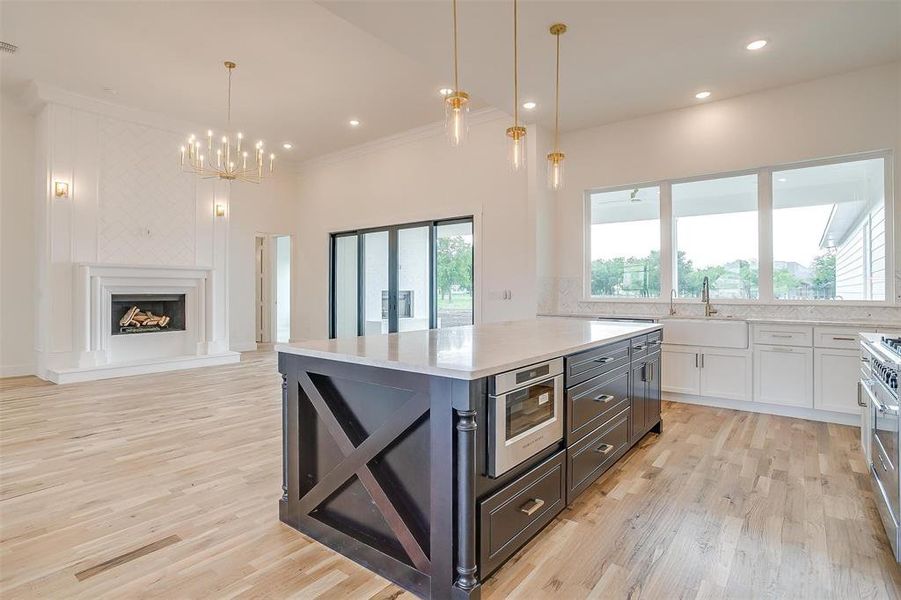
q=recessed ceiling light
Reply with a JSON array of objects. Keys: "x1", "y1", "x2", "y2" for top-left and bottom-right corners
[
  {"x1": 746, "y1": 39, "x2": 768, "y2": 51},
  {"x1": 777, "y1": 177, "x2": 787, "y2": 183},
  {"x1": 349, "y1": 119, "x2": 361, "y2": 127},
  {"x1": 695, "y1": 91, "x2": 711, "y2": 99},
  {"x1": 282, "y1": 143, "x2": 293, "y2": 150},
  {"x1": 522, "y1": 101, "x2": 537, "y2": 110},
  {"x1": 439, "y1": 88, "x2": 454, "y2": 96}
]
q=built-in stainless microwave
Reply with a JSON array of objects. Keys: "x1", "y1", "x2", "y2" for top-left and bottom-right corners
[{"x1": 488, "y1": 358, "x2": 564, "y2": 477}]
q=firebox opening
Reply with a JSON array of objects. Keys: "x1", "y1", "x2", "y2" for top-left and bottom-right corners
[{"x1": 111, "y1": 294, "x2": 186, "y2": 336}]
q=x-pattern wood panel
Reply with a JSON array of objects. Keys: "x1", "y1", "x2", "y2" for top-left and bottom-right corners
[{"x1": 296, "y1": 371, "x2": 431, "y2": 573}]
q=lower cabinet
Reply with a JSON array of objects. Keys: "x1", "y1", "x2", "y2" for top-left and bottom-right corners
[
  {"x1": 662, "y1": 345, "x2": 750, "y2": 401},
  {"x1": 753, "y1": 345, "x2": 813, "y2": 407},
  {"x1": 814, "y1": 347, "x2": 862, "y2": 414},
  {"x1": 479, "y1": 451, "x2": 566, "y2": 577},
  {"x1": 630, "y1": 352, "x2": 661, "y2": 444}
]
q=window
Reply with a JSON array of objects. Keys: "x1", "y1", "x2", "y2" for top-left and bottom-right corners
[
  {"x1": 673, "y1": 174, "x2": 759, "y2": 299},
  {"x1": 773, "y1": 157, "x2": 886, "y2": 301},
  {"x1": 330, "y1": 217, "x2": 474, "y2": 338},
  {"x1": 588, "y1": 186, "x2": 660, "y2": 298}
]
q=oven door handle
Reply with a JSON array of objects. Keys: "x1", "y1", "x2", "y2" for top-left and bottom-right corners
[{"x1": 868, "y1": 390, "x2": 898, "y2": 416}]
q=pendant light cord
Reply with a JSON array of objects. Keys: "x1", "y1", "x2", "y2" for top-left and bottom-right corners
[
  {"x1": 513, "y1": 0, "x2": 518, "y2": 126},
  {"x1": 554, "y1": 30, "x2": 560, "y2": 152},
  {"x1": 227, "y1": 65, "x2": 233, "y2": 127},
  {"x1": 452, "y1": 0, "x2": 459, "y2": 92}
]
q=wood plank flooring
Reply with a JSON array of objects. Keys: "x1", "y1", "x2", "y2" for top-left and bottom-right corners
[{"x1": 1, "y1": 351, "x2": 899, "y2": 599}]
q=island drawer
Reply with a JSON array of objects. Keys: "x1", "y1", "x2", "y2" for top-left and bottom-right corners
[
  {"x1": 567, "y1": 407, "x2": 630, "y2": 503},
  {"x1": 479, "y1": 450, "x2": 565, "y2": 577},
  {"x1": 567, "y1": 366, "x2": 630, "y2": 445},
  {"x1": 648, "y1": 330, "x2": 662, "y2": 352},
  {"x1": 565, "y1": 340, "x2": 630, "y2": 387}
]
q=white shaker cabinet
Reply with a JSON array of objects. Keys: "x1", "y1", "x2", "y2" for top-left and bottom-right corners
[
  {"x1": 662, "y1": 346, "x2": 750, "y2": 401},
  {"x1": 753, "y1": 345, "x2": 813, "y2": 408},
  {"x1": 698, "y1": 349, "x2": 751, "y2": 401},
  {"x1": 661, "y1": 346, "x2": 700, "y2": 395},
  {"x1": 813, "y1": 348, "x2": 861, "y2": 414}
]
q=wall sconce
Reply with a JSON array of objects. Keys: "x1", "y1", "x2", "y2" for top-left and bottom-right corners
[
  {"x1": 214, "y1": 203, "x2": 226, "y2": 217},
  {"x1": 54, "y1": 182, "x2": 69, "y2": 198}
]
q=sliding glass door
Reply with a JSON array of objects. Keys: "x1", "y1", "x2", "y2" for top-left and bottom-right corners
[{"x1": 330, "y1": 217, "x2": 473, "y2": 338}]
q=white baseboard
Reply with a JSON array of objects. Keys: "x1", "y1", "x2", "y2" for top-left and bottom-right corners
[
  {"x1": 664, "y1": 391, "x2": 860, "y2": 427},
  {"x1": 0, "y1": 363, "x2": 36, "y2": 378},
  {"x1": 230, "y1": 340, "x2": 259, "y2": 352},
  {"x1": 44, "y1": 352, "x2": 241, "y2": 384}
]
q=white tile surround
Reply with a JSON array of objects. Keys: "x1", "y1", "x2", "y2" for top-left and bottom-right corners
[{"x1": 539, "y1": 276, "x2": 901, "y2": 326}]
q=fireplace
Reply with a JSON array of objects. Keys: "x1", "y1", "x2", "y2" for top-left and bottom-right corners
[{"x1": 111, "y1": 294, "x2": 186, "y2": 336}]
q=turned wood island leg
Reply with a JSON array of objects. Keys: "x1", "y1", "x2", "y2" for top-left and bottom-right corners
[{"x1": 454, "y1": 408, "x2": 478, "y2": 595}]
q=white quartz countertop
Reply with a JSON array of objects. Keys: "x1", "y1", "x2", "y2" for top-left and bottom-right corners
[
  {"x1": 275, "y1": 317, "x2": 661, "y2": 380},
  {"x1": 540, "y1": 312, "x2": 901, "y2": 330}
]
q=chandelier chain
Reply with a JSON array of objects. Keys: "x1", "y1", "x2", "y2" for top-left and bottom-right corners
[{"x1": 513, "y1": 0, "x2": 518, "y2": 127}]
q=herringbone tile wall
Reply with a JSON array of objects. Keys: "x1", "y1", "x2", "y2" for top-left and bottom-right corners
[{"x1": 97, "y1": 117, "x2": 196, "y2": 266}]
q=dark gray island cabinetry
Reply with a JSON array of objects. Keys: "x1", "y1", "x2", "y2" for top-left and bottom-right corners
[{"x1": 276, "y1": 318, "x2": 663, "y2": 599}]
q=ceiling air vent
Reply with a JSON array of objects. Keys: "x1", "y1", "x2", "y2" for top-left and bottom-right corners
[{"x1": 0, "y1": 41, "x2": 18, "y2": 54}]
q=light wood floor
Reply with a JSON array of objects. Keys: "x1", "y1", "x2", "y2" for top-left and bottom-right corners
[{"x1": 1, "y1": 352, "x2": 899, "y2": 599}]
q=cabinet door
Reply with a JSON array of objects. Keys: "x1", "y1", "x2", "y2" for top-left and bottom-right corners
[
  {"x1": 814, "y1": 348, "x2": 862, "y2": 414},
  {"x1": 753, "y1": 346, "x2": 813, "y2": 408},
  {"x1": 699, "y1": 350, "x2": 751, "y2": 401},
  {"x1": 661, "y1": 346, "x2": 700, "y2": 395},
  {"x1": 645, "y1": 354, "x2": 661, "y2": 430},
  {"x1": 630, "y1": 362, "x2": 646, "y2": 443}
]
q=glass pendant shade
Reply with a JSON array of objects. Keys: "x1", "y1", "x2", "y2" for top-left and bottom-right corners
[
  {"x1": 547, "y1": 152, "x2": 565, "y2": 190},
  {"x1": 445, "y1": 92, "x2": 470, "y2": 147},
  {"x1": 507, "y1": 126, "x2": 526, "y2": 172}
]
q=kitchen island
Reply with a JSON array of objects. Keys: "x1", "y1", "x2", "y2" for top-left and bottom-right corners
[{"x1": 276, "y1": 317, "x2": 663, "y2": 599}]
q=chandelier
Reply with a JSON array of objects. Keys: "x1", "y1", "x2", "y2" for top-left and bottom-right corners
[{"x1": 180, "y1": 61, "x2": 274, "y2": 183}]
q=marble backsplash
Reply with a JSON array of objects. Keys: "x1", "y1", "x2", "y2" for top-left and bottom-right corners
[{"x1": 539, "y1": 276, "x2": 901, "y2": 326}]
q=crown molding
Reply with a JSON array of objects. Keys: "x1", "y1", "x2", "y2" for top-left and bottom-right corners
[{"x1": 297, "y1": 107, "x2": 511, "y2": 173}]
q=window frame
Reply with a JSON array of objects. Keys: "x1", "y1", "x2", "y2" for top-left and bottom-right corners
[
  {"x1": 329, "y1": 216, "x2": 475, "y2": 338},
  {"x1": 582, "y1": 150, "x2": 895, "y2": 306}
]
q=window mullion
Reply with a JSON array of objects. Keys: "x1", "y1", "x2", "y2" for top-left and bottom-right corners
[
  {"x1": 660, "y1": 182, "x2": 674, "y2": 300},
  {"x1": 758, "y1": 168, "x2": 774, "y2": 302}
]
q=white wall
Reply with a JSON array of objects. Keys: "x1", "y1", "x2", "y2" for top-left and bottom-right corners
[
  {"x1": 0, "y1": 86, "x2": 300, "y2": 376},
  {"x1": 294, "y1": 110, "x2": 545, "y2": 340},
  {"x1": 549, "y1": 62, "x2": 901, "y2": 322},
  {"x1": 228, "y1": 173, "x2": 299, "y2": 350},
  {"x1": 0, "y1": 93, "x2": 36, "y2": 376}
]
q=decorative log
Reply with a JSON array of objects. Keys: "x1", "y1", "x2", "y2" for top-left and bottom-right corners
[{"x1": 119, "y1": 306, "x2": 139, "y2": 327}]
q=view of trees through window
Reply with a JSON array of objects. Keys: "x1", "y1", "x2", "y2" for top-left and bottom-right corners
[{"x1": 436, "y1": 221, "x2": 474, "y2": 328}]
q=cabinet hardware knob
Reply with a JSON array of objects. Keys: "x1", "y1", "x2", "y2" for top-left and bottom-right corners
[
  {"x1": 519, "y1": 498, "x2": 545, "y2": 516},
  {"x1": 593, "y1": 394, "x2": 614, "y2": 403},
  {"x1": 594, "y1": 443, "x2": 614, "y2": 455}
]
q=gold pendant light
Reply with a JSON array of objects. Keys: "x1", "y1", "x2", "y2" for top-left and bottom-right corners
[
  {"x1": 445, "y1": 0, "x2": 469, "y2": 147},
  {"x1": 547, "y1": 23, "x2": 566, "y2": 190},
  {"x1": 506, "y1": 0, "x2": 526, "y2": 171}
]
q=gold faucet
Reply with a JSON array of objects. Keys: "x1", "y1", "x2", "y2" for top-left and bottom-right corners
[{"x1": 701, "y1": 277, "x2": 718, "y2": 317}]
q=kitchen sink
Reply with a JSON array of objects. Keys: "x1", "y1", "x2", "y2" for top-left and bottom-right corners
[{"x1": 660, "y1": 318, "x2": 748, "y2": 349}]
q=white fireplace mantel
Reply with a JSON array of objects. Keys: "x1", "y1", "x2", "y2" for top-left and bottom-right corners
[{"x1": 43, "y1": 263, "x2": 238, "y2": 383}]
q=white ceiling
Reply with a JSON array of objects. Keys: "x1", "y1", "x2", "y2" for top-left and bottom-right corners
[
  {"x1": 320, "y1": 0, "x2": 901, "y2": 133},
  {"x1": 0, "y1": 0, "x2": 477, "y2": 161},
  {"x1": 2, "y1": 1, "x2": 899, "y2": 163}
]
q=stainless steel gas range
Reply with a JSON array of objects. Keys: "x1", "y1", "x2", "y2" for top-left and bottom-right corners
[{"x1": 861, "y1": 333, "x2": 901, "y2": 561}]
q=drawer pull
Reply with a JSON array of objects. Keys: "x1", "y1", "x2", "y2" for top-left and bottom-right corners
[
  {"x1": 832, "y1": 336, "x2": 855, "y2": 341},
  {"x1": 519, "y1": 498, "x2": 545, "y2": 516},
  {"x1": 633, "y1": 344, "x2": 647, "y2": 351},
  {"x1": 650, "y1": 340, "x2": 662, "y2": 346},
  {"x1": 594, "y1": 443, "x2": 614, "y2": 455},
  {"x1": 770, "y1": 334, "x2": 793, "y2": 338},
  {"x1": 593, "y1": 393, "x2": 615, "y2": 404},
  {"x1": 593, "y1": 357, "x2": 613, "y2": 364}
]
